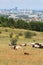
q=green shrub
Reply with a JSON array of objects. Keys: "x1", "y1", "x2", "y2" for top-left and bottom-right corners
[
  {"x1": 11, "y1": 38, "x2": 17, "y2": 45},
  {"x1": 18, "y1": 33, "x2": 23, "y2": 36},
  {"x1": 24, "y1": 31, "x2": 32, "y2": 38},
  {"x1": 5, "y1": 29, "x2": 8, "y2": 32},
  {"x1": 0, "y1": 31, "x2": 2, "y2": 34},
  {"x1": 10, "y1": 33, "x2": 13, "y2": 38},
  {"x1": 32, "y1": 32, "x2": 36, "y2": 36}
]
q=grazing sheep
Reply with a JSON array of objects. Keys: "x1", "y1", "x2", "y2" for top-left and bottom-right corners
[
  {"x1": 31, "y1": 42, "x2": 39, "y2": 48},
  {"x1": 9, "y1": 43, "x2": 21, "y2": 50},
  {"x1": 35, "y1": 43, "x2": 39, "y2": 45},
  {"x1": 31, "y1": 42, "x2": 43, "y2": 48},
  {"x1": 31, "y1": 42, "x2": 35, "y2": 45},
  {"x1": 24, "y1": 52, "x2": 29, "y2": 55},
  {"x1": 34, "y1": 43, "x2": 43, "y2": 48},
  {"x1": 20, "y1": 43, "x2": 26, "y2": 46},
  {"x1": 9, "y1": 43, "x2": 15, "y2": 46},
  {"x1": 14, "y1": 45, "x2": 16, "y2": 49},
  {"x1": 34, "y1": 44, "x2": 39, "y2": 48},
  {"x1": 14, "y1": 45, "x2": 21, "y2": 50}
]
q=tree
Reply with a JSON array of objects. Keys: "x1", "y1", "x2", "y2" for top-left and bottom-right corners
[{"x1": 7, "y1": 18, "x2": 15, "y2": 27}]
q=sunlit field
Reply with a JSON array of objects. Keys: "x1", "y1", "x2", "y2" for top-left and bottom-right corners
[{"x1": 0, "y1": 27, "x2": 43, "y2": 65}]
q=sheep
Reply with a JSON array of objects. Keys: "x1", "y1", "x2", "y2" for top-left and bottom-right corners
[
  {"x1": 31, "y1": 42, "x2": 43, "y2": 48},
  {"x1": 14, "y1": 45, "x2": 21, "y2": 50},
  {"x1": 20, "y1": 43, "x2": 26, "y2": 46},
  {"x1": 31, "y1": 43, "x2": 35, "y2": 45},
  {"x1": 24, "y1": 52, "x2": 29, "y2": 55},
  {"x1": 34, "y1": 44, "x2": 40, "y2": 48},
  {"x1": 31, "y1": 42, "x2": 40, "y2": 48}
]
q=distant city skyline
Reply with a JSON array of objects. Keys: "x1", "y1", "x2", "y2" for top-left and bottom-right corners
[{"x1": 0, "y1": 0, "x2": 43, "y2": 10}]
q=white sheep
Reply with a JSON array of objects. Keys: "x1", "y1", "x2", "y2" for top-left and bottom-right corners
[{"x1": 14, "y1": 45, "x2": 21, "y2": 50}]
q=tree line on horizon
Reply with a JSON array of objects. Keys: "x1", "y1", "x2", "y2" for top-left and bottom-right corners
[{"x1": 0, "y1": 16, "x2": 43, "y2": 32}]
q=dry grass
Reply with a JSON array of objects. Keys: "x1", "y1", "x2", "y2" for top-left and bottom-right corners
[
  {"x1": 0, "y1": 40, "x2": 43, "y2": 65},
  {"x1": 0, "y1": 27, "x2": 43, "y2": 65}
]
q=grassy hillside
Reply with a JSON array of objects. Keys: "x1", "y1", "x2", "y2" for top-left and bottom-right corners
[
  {"x1": 0, "y1": 27, "x2": 43, "y2": 65},
  {"x1": 0, "y1": 27, "x2": 43, "y2": 43}
]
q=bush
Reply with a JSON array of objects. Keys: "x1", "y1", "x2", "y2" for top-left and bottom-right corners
[
  {"x1": 24, "y1": 31, "x2": 32, "y2": 38},
  {"x1": 32, "y1": 32, "x2": 36, "y2": 36},
  {"x1": 5, "y1": 29, "x2": 8, "y2": 32},
  {"x1": 24, "y1": 31, "x2": 36, "y2": 38},
  {"x1": 10, "y1": 33, "x2": 13, "y2": 38},
  {"x1": 18, "y1": 33, "x2": 23, "y2": 36},
  {"x1": 11, "y1": 38, "x2": 17, "y2": 45},
  {"x1": 0, "y1": 31, "x2": 2, "y2": 34}
]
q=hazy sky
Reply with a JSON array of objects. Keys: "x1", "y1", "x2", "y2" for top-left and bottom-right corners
[{"x1": 0, "y1": 0, "x2": 43, "y2": 10}]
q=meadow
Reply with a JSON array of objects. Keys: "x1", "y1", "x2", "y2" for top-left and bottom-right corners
[{"x1": 0, "y1": 27, "x2": 43, "y2": 65}]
